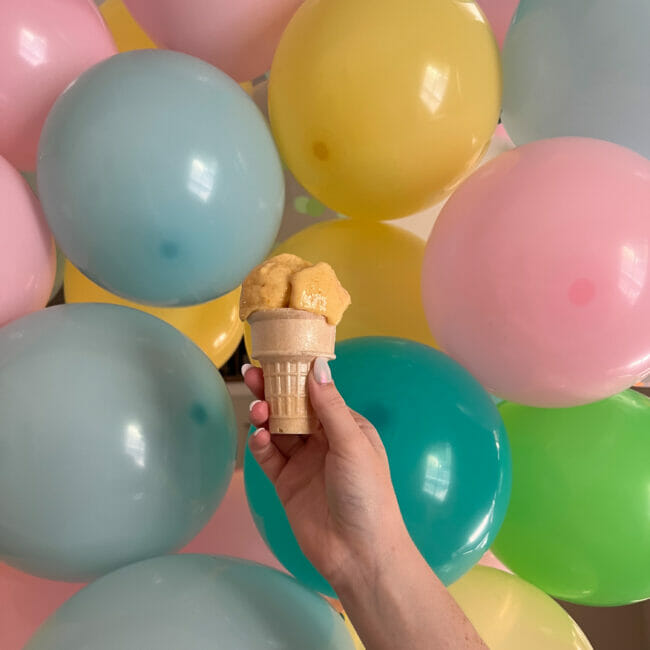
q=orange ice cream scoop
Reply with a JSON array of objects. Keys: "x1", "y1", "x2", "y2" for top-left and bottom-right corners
[
  {"x1": 239, "y1": 253, "x2": 310, "y2": 321},
  {"x1": 240, "y1": 254, "x2": 350, "y2": 324},
  {"x1": 290, "y1": 262, "x2": 351, "y2": 325}
]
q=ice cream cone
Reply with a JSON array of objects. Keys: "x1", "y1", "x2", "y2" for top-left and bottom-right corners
[{"x1": 249, "y1": 308, "x2": 336, "y2": 434}]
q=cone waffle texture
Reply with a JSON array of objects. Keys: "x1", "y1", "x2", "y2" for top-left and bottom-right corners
[{"x1": 249, "y1": 309, "x2": 336, "y2": 434}]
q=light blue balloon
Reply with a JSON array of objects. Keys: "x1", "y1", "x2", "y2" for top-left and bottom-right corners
[
  {"x1": 26, "y1": 555, "x2": 354, "y2": 650},
  {"x1": 38, "y1": 50, "x2": 284, "y2": 306},
  {"x1": 0, "y1": 304, "x2": 237, "y2": 582},
  {"x1": 245, "y1": 337, "x2": 511, "y2": 596},
  {"x1": 502, "y1": 0, "x2": 650, "y2": 158}
]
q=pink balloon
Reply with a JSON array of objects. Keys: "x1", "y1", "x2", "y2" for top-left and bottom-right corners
[
  {"x1": 181, "y1": 470, "x2": 284, "y2": 572},
  {"x1": 476, "y1": 0, "x2": 519, "y2": 48},
  {"x1": 0, "y1": 157, "x2": 55, "y2": 326},
  {"x1": 422, "y1": 137, "x2": 650, "y2": 407},
  {"x1": 0, "y1": 0, "x2": 116, "y2": 171},
  {"x1": 478, "y1": 551, "x2": 511, "y2": 573},
  {"x1": 123, "y1": 0, "x2": 304, "y2": 82},
  {"x1": 0, "y1": 564, "x2": 83, "y2": 650}
]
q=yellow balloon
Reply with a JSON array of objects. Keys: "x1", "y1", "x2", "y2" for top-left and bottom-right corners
[
  {"x1": 341, "y1": 612, "x2": 365, "y2": 650},
  {"x1": 64, "y1": 262, "x2": 243, "y2": 369},
  {"x1": 449, "y1": 567, "x2": 593, "y2": 650},
  {"x1": 244, "y1": 219, "x2": 436, "y2": 362},
  {"x1": 100, "y1": 0, "x2": 156, "y2": 52},
  {"x1": 269, "y1": 0, "x2": 501, "y2": 221}
]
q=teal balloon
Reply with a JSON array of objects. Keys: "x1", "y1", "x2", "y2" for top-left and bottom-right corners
[
  {"x1": 502, "y1": 0, "x2": 650, "y2": 158},
  {"x1": 245, "y1": 337, "x2": 511, "y2": 595},
  {"x1": 0, "y1": 304, "x2": 237, "y2": 581},
  {"x1": 26, "y1": 555, "x2": 354, "y2": 650},
  {"x1": 38, "y1": 50, "x2": 284, "y2": 306}
]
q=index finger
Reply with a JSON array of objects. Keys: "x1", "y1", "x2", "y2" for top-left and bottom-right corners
[{"x1": 242, "y1": 365, "x2": 265, "y2": 400}]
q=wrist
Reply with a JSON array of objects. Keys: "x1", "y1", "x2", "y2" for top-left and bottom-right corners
[{"x1": 329, "y1": 521, "x2": 417, "y2": 598}]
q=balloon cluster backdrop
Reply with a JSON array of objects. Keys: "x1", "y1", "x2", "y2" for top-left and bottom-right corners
[{"x1": 1, "y1": 0, "x2": 649, "y2": 647}]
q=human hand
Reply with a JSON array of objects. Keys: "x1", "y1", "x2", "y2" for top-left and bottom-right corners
[{"x1": 243, "y1": 357, "x2": 410, "y2": 591}]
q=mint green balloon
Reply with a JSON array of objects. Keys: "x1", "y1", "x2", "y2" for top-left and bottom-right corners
[
  {"x1": 26, "y1": 555, "x2": 354, "y2": 650},
  {"x1": 0, "y1": 304, "x2": 237, "y2": 581}
]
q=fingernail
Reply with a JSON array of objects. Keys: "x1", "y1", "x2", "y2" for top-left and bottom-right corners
[
  {"x1": 249, "y1": 399, "x2": 262, "y2": 412},
  {"x1": 314, "y1": 357, "x2": 332, "y2": 384},
  {"x1": 241, "y1": 363, "x2": 253, "y2": 378},
  {"x1": 252, "y1": 427, "x2": 266, "y2": 438}
]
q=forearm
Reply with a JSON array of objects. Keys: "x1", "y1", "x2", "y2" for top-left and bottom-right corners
[{"x1": 332, "y1": 530, "x2": 488, "y2": 650}]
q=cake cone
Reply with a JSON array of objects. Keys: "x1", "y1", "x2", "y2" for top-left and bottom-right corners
[{"x1": 249, "y1": 308, "x2": 336, "y2": 434}]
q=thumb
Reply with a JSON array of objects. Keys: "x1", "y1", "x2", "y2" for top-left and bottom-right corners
[{"x1": 309, "y1": 357, "x2": 358, "y2": 454}]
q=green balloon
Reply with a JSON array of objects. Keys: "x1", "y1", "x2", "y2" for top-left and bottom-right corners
[{"x1": 493, "y1": 391, "x2": 650, "y2": 606}]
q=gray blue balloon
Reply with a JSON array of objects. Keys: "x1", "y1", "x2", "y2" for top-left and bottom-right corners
[
  {"x1": 26, "y1": 555, "x2": 354, "y2": 650},
  {"x1": 502, "y1": 0, "x2": 650, "y2": 158},
  {"x1": 0, "y1": 303, "x2": 237, "y2": 581}
]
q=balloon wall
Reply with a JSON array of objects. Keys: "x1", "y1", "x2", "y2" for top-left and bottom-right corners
[{"x1": 2, "y1": 0, "x2": 649, "y2": 647}]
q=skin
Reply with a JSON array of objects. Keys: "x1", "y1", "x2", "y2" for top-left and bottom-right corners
[{"x1": 244, "y1": 358, "x2": 488, "y2": 650}]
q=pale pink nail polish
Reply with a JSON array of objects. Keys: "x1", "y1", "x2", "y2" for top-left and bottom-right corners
[
  {"x1": 241, "y1": 363, "x2": 253, "y2": 377},
  {"x1": 249, "y1": 399, "x2": 262, "y2": 412},
  {"x1": 314, "y1": 357, "x2": 332, "y2": 384},
  {"x1": 252, "y1": 427, "x2": 266, "y2": 437}
]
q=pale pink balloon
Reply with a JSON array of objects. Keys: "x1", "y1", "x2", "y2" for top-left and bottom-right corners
[
  {"x1": 476, "y1": 0, "x2": 520, "y2": 48},
  {"x1": 181, "y1": 470, "x2": 284, "y2": 572},
  {"x1": 0, "y1": 564, "x2": 83, "y2": 650},
  {"x1": 422, "y1": 137, "x2": 650, "y2": 407},
  {"x1": 0, "y1": 157, "x2": 55, "y2": 326},
  {"x1": 123, "y1": 0, "x2": 304, "y2": 82},
  {"x1": 478, "y1": 551, "x2": 511, "y2": 574},
  {"x1": 0, "y1": 0, "x2": 116, "y2": 171}
]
